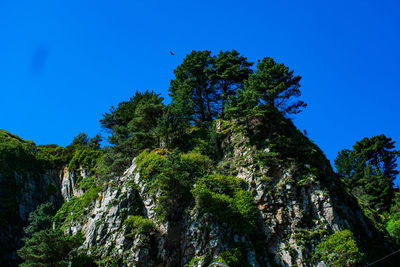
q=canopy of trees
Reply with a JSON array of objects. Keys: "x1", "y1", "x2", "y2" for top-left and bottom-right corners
[{"x1": 98, "y1": 50, "x2": 307, "y2": 174}]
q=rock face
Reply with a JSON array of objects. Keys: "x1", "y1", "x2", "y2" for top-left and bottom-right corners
[
  {"x1": 59, "y1": 159, "x2": 261, "y2": 266},
  {"x1": 60, "y1": 166, "x2": 85, "y2": 201},
  {"x1": 56, "y1": 147, "x2": 385, "y2": 266},
  {"x1": 0, "y1": 170, "x2": 57, "y2": 265},
  {"x1": 2, "y1": 125, "x2": 397, "y2": 266},
  {"x1": 0, "y1": 166, "x2": 83, "y2": 266}
]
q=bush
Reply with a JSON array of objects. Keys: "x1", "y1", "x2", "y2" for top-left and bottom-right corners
[
  {"x1": 124, "y1": 215, "x2": 156, "y2": 236},
  {"x1": 192, "y1": 174, "x2": 259, "y2": 234},
  {"x1": 312, "y1": 230, "x2": 364, "y2": 266},
  {"x1": 136, "y1": 149, "x2": 211, "y2": 221},
  {"x1": 218, "y1": 247, "x2": 249, "y2": 267}
]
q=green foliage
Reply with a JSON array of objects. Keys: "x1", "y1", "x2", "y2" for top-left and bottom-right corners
[
  {"x1": 293, "y1": 226, "x2": 327, "y2": 249},
  {"x1": 195, "y1": 173, "x2": 246, "y2": 196},
  {"x1": 88, "y1": 134, "x2": 102, "y2": 150},
  {"x1": 124, "y1": 215, "x2": 156, "y2": 236},
  {"x1": 20, "y1": 200, "x2": 89, "y2": 267},
  {"x1": 101, "y1": 90, "x2": 164, "y2": 147},
  {"x1": 0, "y1": 131, "x2": 44, "y2": 228},
  {"x1": 224, "y1": 84, "x2": 259, "y2": 121},
  {"x1": 249, "y1": 114, "x2": 328, "y2": 181},
  {"x1": 36, "y1": 134, "x2": 102, "y2": 173},
  {"x1": 75, "y1": 175, "x2": 97, "y2": 190},
  {"x1": 192, "y1": 174, "x2": 259, "y2": 234},
  {"x1": 181, "y1": 150, "x2": 213, "y2": 171},
  {"x1": 135, "y1": 149, "x2": 166, "y2": 181},
  {"x1": 312, "y1": 230, "x2": 364, "y2": 266},
  {"x1": 335, "y1": 135, "x2": 399, "y2": 211},
  {"x1": 17, "y1": 229, "x2": 83, "y2": 267}
]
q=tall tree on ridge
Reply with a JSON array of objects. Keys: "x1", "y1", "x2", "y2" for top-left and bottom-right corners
[
  {"x1": 245, "y1": 57, "x2": 306, "y2": 115},
  {"x1": 169, "y1": 50, "x2": 217, "y2": 127},
  {"x1": 100, "y1": 90, "x2": 165, "y2": 152},
  {"x1": 212, "y1": 50, "x2": 253, "y2": 118}
]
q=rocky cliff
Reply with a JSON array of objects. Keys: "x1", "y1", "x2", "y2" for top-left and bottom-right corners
[
  {"x1": 49, "y1": 121, "x2": 399, "y2": 265},
  {"x1": 1, "y1": 119, "x2": 398, "y2": 266},
  {"x1": 1, "y1": 167, "x2": 58, "y2": 264}
]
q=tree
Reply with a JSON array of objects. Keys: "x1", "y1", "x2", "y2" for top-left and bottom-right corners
[
  {"x1": 88, "y1": 134, "x2": 102, "y2": 150},
  {"x1": 225, "y1": 57, "x2": 306, "y2": 129},
  {"x1": 17, "y1": 229, "x2": 83, "y2": 267},
  {"x1": 335, "y1": 135, "x2": 399, "y2": 211},
  {"x1": 72, "y1": 133, "x2": 89, "y2": 146},
  {"x1": 100, "y1": 90, "x2": 164, "y2": 148},
  {"x1": 212, "y1": 50, "x2": 253, "y2": 117},
  {"x1": 224, "y1": 85, "x2": 260, "y2": 128},
  {"x1": 24, "y1": 202, "x2": 56, "y2": 237},
  {"x1": 169, "y1": 50, "x2": 217, "y2": 127},
  {"x1": 334, "y1": 149, "x2": 359, "y2": 189},
  {"x1": 99, "y1": 91, "x2": 165, "y2": 177},
  {"x1": 245, "y1": 57, "x2": 306, "y2": 115}
]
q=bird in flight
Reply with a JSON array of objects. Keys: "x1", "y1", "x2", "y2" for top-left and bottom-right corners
[{"x1": 170, "y1": 51, "x2": 175, "y2": 56}]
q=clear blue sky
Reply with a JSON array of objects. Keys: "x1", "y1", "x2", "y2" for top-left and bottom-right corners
[{"x1": 0, "y1": 0, "x2": 399, "y2": 181}]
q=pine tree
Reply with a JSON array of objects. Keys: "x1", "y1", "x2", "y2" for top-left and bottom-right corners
[
  {"x1": 169, "y1": 50, "x2": 217, "y2": 127},
  {"x1": 245, "y1": 57, "x2": 306, "y2": 115},
  {"x1": 100, "y1": 90, "x2": 164, "y2": 148},
  {"x1": 99, "y1": 90, "x2": 165, "y2": 176},
  {"x1": 212, "y1": 50, "x2": 253, "y2": 117},
  {"x1": 17, "y1": 229, "x2": 82, "y2": 267},
  {"x1": 24, "y1": 202, "x2": 56, "y2": 237},
  {"x1": 88, "y1": 134, "x2": 102, "y2": 150},
  {"x1": 72, "y1": 132, "x2": 89, "y2": 146}
]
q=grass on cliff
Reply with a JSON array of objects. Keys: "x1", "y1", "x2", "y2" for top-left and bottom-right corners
[{"x1": 53, "y1": 186, "x2": 103, "y2": 229}]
